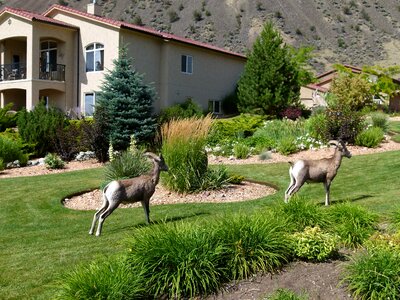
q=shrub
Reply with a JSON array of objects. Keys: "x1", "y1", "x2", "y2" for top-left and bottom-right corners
[
  {"x1": 82, "y1": 111, "x2": 109, "y2": 163},
  {"x1": 370, "y1": 112, "x2": 389, "y2": 132},
  {"x1": 44, "y1": 153, "x2": 65, "y2": 169},
  {"x1": 233, "y1": 143, "x2": 251, "y2": 159},
  {"x1": 327, "y1": 202, "x2": 377, "y2": 248},
  {"x1": 0, "y1": 134, "x2": 29, "y2": 165},
  {"x1": 0, "y1": 103, "x2": 18, "y2": 132},
  {"x1": 343, "y1": 243, "x2": 400, "y2": 300},
  {"x1": 57, "y1": 256, "x2": 145, "y2": 300},
  {"x1": 104, "y1": 149, "x2": 151, "y2": 183},
  {"x1": 280, "y1": 106, "x2": 302, "y2": 120},
  {"x1": 266, "y1": 288, "x2": 308, "y2": 300},
  {"x1": 324, "y1": 107, "x2": 365, "y2": 143},
  {"x1": 272, "y1": 197, "x2": 329, "y2": 232},
  {"x1": 355, "y1": 126, "x2": 384, "y2": 148},
  {"x1": 248, "y1": 119, "x2": 306, "y2": 153},
  {"x1": 276, "y1": 136, "x2": 297, "y2": 155},
  {"x1": 304, "y1": 112, "x2": 328, "y2": 142},
  {"x1": 199, "y1": 167, "x2": 230, "y2": 191},
  {"x1": 52, "y1": 121, "x2": 87, "y2": 161},
  {"x1": 17, "y1": 102, "x2": 66, "y2": 157},
  {"x1": 207, "y1": 114, "x2": 265, "y2": 146},
  {"x1": 291, "y1": 226, "x2": 338, "y2": 262},
  {"x1": 158, "y1": 98, "x2": 203, "y2": 124},
  {"x1": 0, "y1": 158, "x2": 4, "y2": 172},
  {"x1": 161, "y1": 116, "x2": 213, "y2": 193},
  {"x1": 221, "y1": 89, "x2": 239, "y2": 115},
  {"x1": 126, "y1": 221, "x2": 225, "y2": 299},
  {"x1": 214, "y1": 212, "x2": 291, "y2": 280}
]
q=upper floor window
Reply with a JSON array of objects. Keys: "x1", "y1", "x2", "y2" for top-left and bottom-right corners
[
  {"x1": 86, "y1": 43, "x2": 104, "y2": 72},
  {"x1": 181, "y1": 55, "x2": 193, "y2": 74},
  {"x1": 40, "y1": 40, "x2": 57, "y2": 72}
]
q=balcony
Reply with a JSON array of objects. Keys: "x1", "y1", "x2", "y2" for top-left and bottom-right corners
[
  {"x1": 0, "y1": 63, "x2": 27, "y2": 81},
  {"x1": 39, "y1": 63, "x2": 65, "y2": 81}
]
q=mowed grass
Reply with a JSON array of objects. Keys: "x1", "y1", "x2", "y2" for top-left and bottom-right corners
[{"x1": 1, "y1": 150, "x2": 400, "y2": 298}]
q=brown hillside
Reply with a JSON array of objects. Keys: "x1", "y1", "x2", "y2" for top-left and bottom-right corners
[{"x1": 2, "y1": 0, "x2": 400, "y2": 73}]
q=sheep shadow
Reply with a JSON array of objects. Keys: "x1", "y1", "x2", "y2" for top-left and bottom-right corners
[
  {"x1": 107, "y1": 212, "x2": 209, "y2": 233},
  {"x1": 319, "y1": 194, "x2": 374, "y2": 206}
]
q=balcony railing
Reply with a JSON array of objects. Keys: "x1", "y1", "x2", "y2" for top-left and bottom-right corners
[
  {"x1": 0, "y1": 63, "x2": 27, "y2": 81},
  {"x1": 39, "y1": 63, "x2": 65, "y2": 81}
]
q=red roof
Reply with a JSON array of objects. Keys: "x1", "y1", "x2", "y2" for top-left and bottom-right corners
[
  {"x1": 43, "y1": 4, "x2": 246, "y2": 59},
  {"x1": 0, "y1": 6, "x2": 78, "y2": 29}
]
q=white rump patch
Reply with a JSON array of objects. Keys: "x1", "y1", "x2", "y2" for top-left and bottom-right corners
[{"x1": 291, "y1": 161, "x2": 305, "y2": 178}]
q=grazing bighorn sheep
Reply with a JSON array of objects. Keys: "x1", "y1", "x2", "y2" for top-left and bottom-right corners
[
  {"x1": 89, "y1": 152, "x2": 168, "y2": 236},
  {"x1": 284, "y1": 140, "x2": 351, "y2": 206}
]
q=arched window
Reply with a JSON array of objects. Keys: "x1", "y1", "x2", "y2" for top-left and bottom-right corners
[{"x1": 86, "y1": 43, "x2": 104, "y2": 72}]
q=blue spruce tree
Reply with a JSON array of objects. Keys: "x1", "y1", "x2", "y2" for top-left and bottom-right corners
[{"x1": 95, "y1": 46, "x2": 156, "y2": 150}]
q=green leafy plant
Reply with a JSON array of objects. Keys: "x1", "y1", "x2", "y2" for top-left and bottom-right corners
[
  {"x1": 0, "y1": 158, "x2": 4, "y2": 172},
  {"x1": 291, "y1": 226, "x2": 338, "y2": 262},
  {"x1": 44, "y1": 153, "x2": 65, "y2": 169},
  {"x1": 276, "y1": 136, "x2": 298, "y2": 155},
  {"x1": 355, "y1": 126, "x2": 384, "y2": 148}
]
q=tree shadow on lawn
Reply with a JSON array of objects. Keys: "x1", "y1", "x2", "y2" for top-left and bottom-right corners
[{"x1": 106, "y1": 212, "x2": 210, "y2": 233}]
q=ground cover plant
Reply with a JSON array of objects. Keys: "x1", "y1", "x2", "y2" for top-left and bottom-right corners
[{"x1": 1, "y1": 150, "x2": 400, "y2": 298}]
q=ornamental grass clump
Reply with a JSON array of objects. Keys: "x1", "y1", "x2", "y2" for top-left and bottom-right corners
[
  {"x1": 161, "y1": 115, "x2": 229, "y2": 193},
  {"x1": 343, "y1": 238, "x2": 400, "y2": 300},
  {"x1": 355, "y1": 126, "x2": 384, "y2": 148},
  {"x1": 56, "y1": 256, "x2": 145, "y2": 300},
  {"x1": 126, "y1": 221, "x2": 225, "y2": 299},
  {"x1": 272, "y1": 196, "x2": 329, "y2": 232},
  {"x1": 326, "y1": 202, "x2": 377, "y2": 248},
  {"x1": 214, "y1": 212, "x2": 292, "y2": 280}
]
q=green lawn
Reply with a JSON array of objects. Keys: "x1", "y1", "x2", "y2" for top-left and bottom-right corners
[{"x1": 1, "y1": 150, "x2": 400, "y2": 298}]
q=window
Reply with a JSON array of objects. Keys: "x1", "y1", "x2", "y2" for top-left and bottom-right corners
[
  {"x1": 84, "y1": 93, "x2": 96, "y2": 116},
  {"x1": 208, "y1": 100, "x2": 221, "y2": 114},
  {"x1": 86, "y1": 43, "x2": 104, "y2": 72},
  {"x1": 40, "y1": 40, "x2": 57, "y2": 73},
  {"x1": 181, "y1": 55, "x2": 193, "y2": 74}
]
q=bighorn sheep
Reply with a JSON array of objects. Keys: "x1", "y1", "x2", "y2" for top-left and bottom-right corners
[
  {"x1": 89, "y1": 152, "x2": 168, "y2": 236},
  {"x1": 284, "y1": 140, "x2": 351, "y2": 206}
]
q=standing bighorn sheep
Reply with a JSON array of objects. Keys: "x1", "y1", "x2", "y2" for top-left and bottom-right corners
[
  {"x1": 284, "y1": 140, "x2": 351, "y2": 206},
  {"x1": 89, "y1": 152, "x2": 168, "y2": 236}
]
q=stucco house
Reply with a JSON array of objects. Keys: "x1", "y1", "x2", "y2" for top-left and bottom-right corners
[
  {"x1": 0, "y1": 3, "x2": 246, "y2": 116},
  {"x1": 300, "y1": 65, "x2": 400, "y2": 111}
]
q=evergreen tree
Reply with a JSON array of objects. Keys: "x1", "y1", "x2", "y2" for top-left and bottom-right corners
[
  {"x1": 237, "y1": 21, "x2": 313, "y2": 117},
  {"x1": 95, "y1": 46, "x2": 156, "y2": 151}
]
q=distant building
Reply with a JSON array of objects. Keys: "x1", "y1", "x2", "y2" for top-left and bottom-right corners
[
  {"x1": 300, "y1": 64, "x2": 400, "y2": 111},
  {"x1": 0, "y1": 3, "x2": 246, "y2": 115}
]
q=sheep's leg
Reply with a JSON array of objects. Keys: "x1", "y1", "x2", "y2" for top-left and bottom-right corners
[
  {"x1": 96, "y1": 201, "x2": 120, "y2": 236},
  {"x1": 89, "y1": 196, "x2": 109, "y2": 235},
  {"x1": 285, "y1": 169, "x2": 296, "y2": 203},
  {"x1": 141, "y1": 199, "x2": 150, "y2": 224},
  {"x1": 287, "y1": 180, "x2": 305, "y2": 198},
  {"x1": 324, "y1": 181, "x2": 331, "y2": 206}
]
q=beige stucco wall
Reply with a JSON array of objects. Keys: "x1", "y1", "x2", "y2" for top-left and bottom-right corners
[
  {"x1": 122, "y1": 28, "x2": 245, "y2": 113},
  {"x1": 300, "y1": 87, "x2": 314, "y2": 108},
  {"x1": 49, "y1": 11, "x2": 120, "y2": 114},
  {"x1": 0, "y1": 13, "x2": 77, "y2": 111}
]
